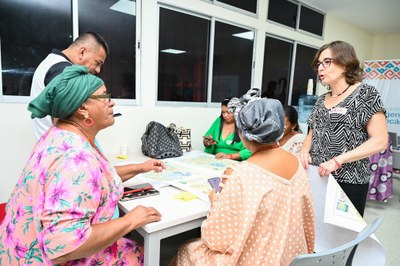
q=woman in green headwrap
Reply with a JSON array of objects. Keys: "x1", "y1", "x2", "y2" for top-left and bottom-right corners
[{"x1": 0, "y1": 65, "x2": 163, "y2": 265}]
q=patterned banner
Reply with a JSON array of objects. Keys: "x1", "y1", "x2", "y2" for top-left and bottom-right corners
[{"x1": 363, "y1": 60, "x2": 400, "y2": 80}]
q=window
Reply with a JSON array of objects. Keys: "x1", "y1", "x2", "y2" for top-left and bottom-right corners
[
  {"x1": 158, "y1": 8, "x2": 210, "y2": 102},
  {"x1": 299, "y1": 5, "x2": 324, "y2": 36},
  {"x1": 0, "y1": 0, "x2": 72, "y2": 96},
  {"x1": 216, "y1": 0, "x2": 258, "y2": 14},
  {"x1": 79, "y1": 0, "x2": 137, "y2": 99},
  {"x1": 261, "y1": 36, "x2": 293, "y2": 104},
  {"x1": 212, "y1": 21, "x2": 254, "y2": 101},
  {"x1": 267, "y1": 0, "x2": 324, "y2": 37},
  {"x1": 262, "y1": 36, "x2": 317, "y2": 105},
  {"x1": 267, "y1": 0, "x2": 297, "y2": 29},
  {"x1": 158, "y1": 7, "x2": 254, "y2": 103},
  {"x1": 0, "y1": 0, "x2": 137, "y2": 100},
  {"x1": 291, "y1": 43, "x2": 318, "y2": 105}
]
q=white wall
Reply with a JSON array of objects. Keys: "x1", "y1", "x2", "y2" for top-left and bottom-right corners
[
  {"x1": 0, "y1": 0, "x2": 399, "y2": 202},
  {"x1": 370, "y1": 33, "x2": 400, "y2": 60}
]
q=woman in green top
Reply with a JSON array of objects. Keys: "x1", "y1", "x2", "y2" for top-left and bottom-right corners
[{"x1": 203, "y1": 98, "x2": 252, "y2": 160}]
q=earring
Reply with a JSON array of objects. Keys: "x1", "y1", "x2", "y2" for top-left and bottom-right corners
[{"x1": 83, "y1": 114, "x2": 94, "y2": 127}]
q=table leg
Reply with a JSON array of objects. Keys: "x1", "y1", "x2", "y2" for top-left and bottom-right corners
[
  {"x1": 142, "y1": 230, "x2": 161, "y2": 266},
  {"x1": 138, "y1": 218, "x2": 205, "y2": 266}
]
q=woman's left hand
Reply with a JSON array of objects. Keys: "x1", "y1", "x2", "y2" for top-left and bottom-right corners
[
  {"x1": 215, "y1": 152, "x2": 230, "y2": 159},
  {"x1": 318, "y1": 158, "x2": 340, "y2": 176},
  {"x1": 141, "y1": 159, "x2": 167, "y2": 173}
]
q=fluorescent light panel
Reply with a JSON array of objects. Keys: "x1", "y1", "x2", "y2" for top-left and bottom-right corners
[
  {"x1": 161, "y1": 49, "x2": 186, "y2": 54},
  {"x1": 110, "y1": 0, "x2": 136, "y2": 16},
  {"x1": 232, "y1": 31, "x2": 254, "y2": 40}
]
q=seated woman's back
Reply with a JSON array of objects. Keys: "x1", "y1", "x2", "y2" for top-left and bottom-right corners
[
  {"x1": 219, "y1": 160, "x2": 314, "y2": 265},
  {"x1": 174, "y1": 158, "x2": 315, "y2": 266},
  {"x1": 171, "y1": 89, "x2": 315, "y2": 266},
  {"x1": 247, "y1": 147, "x2": 299, "y2": 180}
]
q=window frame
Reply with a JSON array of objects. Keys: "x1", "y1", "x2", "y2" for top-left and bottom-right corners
[
  {"x1": 297, "y1": 3, "x2": 325, "y2": 39},
  {"x1": 0, "y1": 0, "x2": 141, "y2": 105},
  {"x1": 262, "y1": 34, "x2": 319, "y2": 106},
  {"x1": 266, "y1": 0, "x2": 325, "y2": 39},
  {"x1": 156, "y1": 5, "x2": 256, "y2": 107},
  {"x1": 202, "y1": 0, "x2": 259, "y2": 17},
  {"x1": 289, "y1": 41, "x2": 319, "y2": 105}
]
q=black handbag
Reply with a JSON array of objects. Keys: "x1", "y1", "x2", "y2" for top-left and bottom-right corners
[{"x1": 141, "y1": 121, "x2": 183, "y2": 159}]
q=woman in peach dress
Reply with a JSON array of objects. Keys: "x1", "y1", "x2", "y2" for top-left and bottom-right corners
[{"x1": 171, "y1": 89, "x2": 315, "y2": 266}]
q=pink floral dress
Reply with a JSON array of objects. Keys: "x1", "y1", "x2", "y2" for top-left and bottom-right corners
[{"x1": 0, "y1": 126, "x2": 143, "y2": 265}]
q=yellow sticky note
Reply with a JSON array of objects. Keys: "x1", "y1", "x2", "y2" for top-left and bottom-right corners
[{"x1": 173, "y1": 191, "x2": 198, "y2": 202}]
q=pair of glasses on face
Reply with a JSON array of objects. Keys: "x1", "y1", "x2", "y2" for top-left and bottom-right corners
[
  {"x1": 316, "y1": 58, "x2": 334, "y2": 69},
  {"x1": 88, "y1": 93, "x2": 111, "y2": 103}
]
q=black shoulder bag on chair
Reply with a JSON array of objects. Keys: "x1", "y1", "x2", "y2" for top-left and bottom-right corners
[{"x1": 141, "y1": 121, "x2": 183, "y2": 159}]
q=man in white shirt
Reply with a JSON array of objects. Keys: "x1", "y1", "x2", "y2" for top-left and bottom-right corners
[{"x1": 30, "y1": 32, "x2": 109, "y2": 139}]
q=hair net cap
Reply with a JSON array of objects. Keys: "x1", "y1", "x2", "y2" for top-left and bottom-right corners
[
  {"x1": 228, "y1": 88, "x2": 284, "y2": 144},
  {"x1": 28, "y1": 65, "x2": 104, "y2": 119}
]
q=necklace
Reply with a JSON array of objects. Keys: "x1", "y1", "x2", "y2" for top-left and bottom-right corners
[
  {"x1": 330, "y1": 84, "x2": 351, "y2": 98},
  {"x1": 60, "y1": 119, "x2": 107, "y2": 161},
  {"x1": 252, "y1": 143, "x2": 280, "y2": 155}
]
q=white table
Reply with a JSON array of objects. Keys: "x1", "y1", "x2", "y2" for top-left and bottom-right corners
[{"x1": 118, "y1": 186, "x2": 210, "y2": 266}]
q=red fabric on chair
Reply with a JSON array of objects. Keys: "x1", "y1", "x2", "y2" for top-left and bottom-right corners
[{"x1": 0, "y1": 203, "x2": 6, "y2": 224}]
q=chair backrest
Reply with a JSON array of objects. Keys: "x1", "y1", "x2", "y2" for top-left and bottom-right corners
[{"x1": 289, "y1": 217, "x2": 383, "y2": 266}]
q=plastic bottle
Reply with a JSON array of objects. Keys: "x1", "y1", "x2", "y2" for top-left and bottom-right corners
[{"x1": 298, "y1": 79, "x2": 318, "y2": 123}]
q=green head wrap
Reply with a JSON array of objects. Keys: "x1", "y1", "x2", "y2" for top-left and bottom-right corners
[{"x1": 28, "y1": 65, "x2": 104, "y2": 119}]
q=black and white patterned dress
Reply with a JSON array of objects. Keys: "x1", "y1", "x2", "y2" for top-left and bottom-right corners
[{"x1": 307, "y1": 83, "x2": 385, "y2": 184}]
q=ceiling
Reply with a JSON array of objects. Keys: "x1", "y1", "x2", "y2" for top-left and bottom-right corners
[{"x1": 300, "y1": 0, "x2": 400, "y2": 34}]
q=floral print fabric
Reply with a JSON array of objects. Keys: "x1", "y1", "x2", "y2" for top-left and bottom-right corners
[
  {"x1": 368, "y1": 135, "x2": 393, "y2": 202},
  {"x1": 0, "y1": 126, "x2": 143, "y2": 265}
]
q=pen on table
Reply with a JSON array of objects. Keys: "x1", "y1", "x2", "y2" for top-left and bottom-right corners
[{"x1": 113, "y1": 113, "x2": 122, "y2": 117}]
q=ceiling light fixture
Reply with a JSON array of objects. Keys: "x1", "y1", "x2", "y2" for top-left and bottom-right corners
[
  {"x1": 110, "y1": 0, "x2": 136, "y2": 16},
  {"x1": 161, "y1": 49, "x2": 186, "y2": 54},
  {"x1": 232, "y1": 31, "x2": 254, "y2": 40}
]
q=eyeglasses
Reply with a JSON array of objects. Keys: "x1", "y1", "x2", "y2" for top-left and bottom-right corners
[
  {"x1": 88, "y1": 93, "x2": 111, "y2": 103},
  {"x1": 316, "y1": 58, "x2": 334, "y2": 69}
]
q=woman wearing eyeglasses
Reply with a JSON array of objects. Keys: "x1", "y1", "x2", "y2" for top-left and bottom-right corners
[
  {"x1": 298, "y1": 41, "x2": 388, "y2": 216},
  {"x1": 0, "y1": 65, "x2": 163, "y2": 265},
  {"x1": 203, "y1": 97, "x2": 252, "y2": 161}
]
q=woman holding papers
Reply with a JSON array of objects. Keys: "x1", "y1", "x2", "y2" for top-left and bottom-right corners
[
  {"x1": 298, "y1": 41, "x2": 388, "y2": 216},
  {"x1": 203, "y1": 97, "x2": 251, "y2": 160},
  {"x1": 171, "y1": 88, "x2": 315, "y2": 266},
  {"x1": 0, "y1": 65, "x2": 163, "y2": 265}
]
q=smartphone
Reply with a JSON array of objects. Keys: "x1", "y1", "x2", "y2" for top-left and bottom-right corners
[
  {"x1": 208, "y1": 177, "x2": 221, "y2": 192},
  {"x1": 123, "y1": 183, "x2": 153, "y2": 195},
  {"x1": 203, "y1": 136, "x2": 218, "y2": 143},
  {"x1": 121, "y1": 187, "x2": 160, "y2": 201}
]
